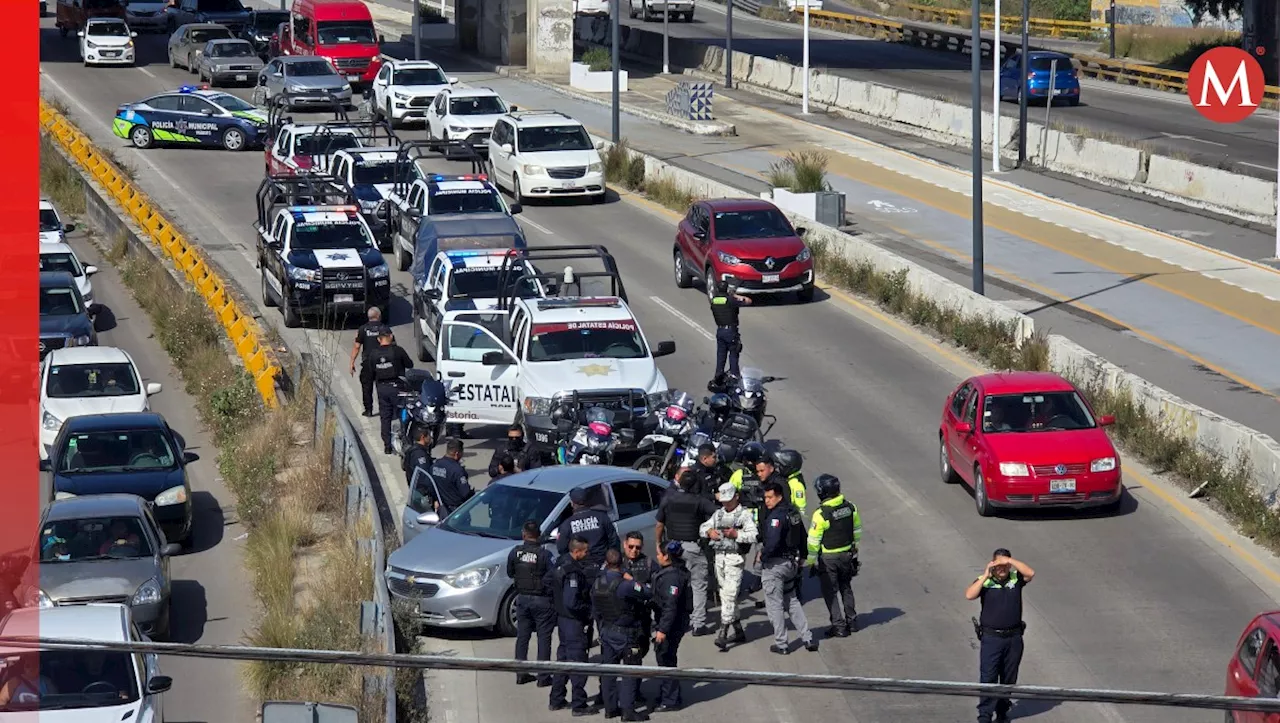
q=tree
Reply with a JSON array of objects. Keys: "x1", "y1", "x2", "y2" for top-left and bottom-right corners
[{"x1": 1182, "y1": 0, "x2": 1243, "y2": 21}]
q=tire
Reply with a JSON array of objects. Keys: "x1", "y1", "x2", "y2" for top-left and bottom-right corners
[
  {"x1": 261, "y1": 270, "x2": 277, "y2": 307},
  {"x1": 683, "y1": 11, "x2": 694, "y2": 21},
  {"x1": 386, "y1": 102, "x2": 397, "y2": 130},
  {"x1": 130, "y1": 126, "x2": 154, "y2": 149},
  {"x1": 973, "y1": 466, "x2": 993, "y2": 517},
  {"x1": 673, "y1": 250, "x2": 693, "y2": 288},
  {"x1": 282, "y1": 294, "x2": 301, "y2": 328},
  {"x1": 394, "y1": 236, "x2": 411, "y2": 271},
  {"x1": 1067, "y1": 97, "x2": 1080, "y2": 107},
  {"x1": 169, "y1": 49, "x2": 178, "y2": 68},
  {"x1": 939, "y1": 434, "x2": 959, "y2": 484},
  {"x1": 632, "y1": 453, "x2": 667, "y2": 476},
  {"x1": 512, "y1": 173, "x2": 523, "y2": 205},
  {"x1": 796, "y1": 284, "x2": 814, "y2": 303},
  {"x1": 496, "y1": 589, "x2": 518, "y2": 637},
  {"x1": 412, "y1": 306, "x2": 430, "y2": 362},
  {"x1": 221, "y1": 127, "x2": 246, "y2": 151},
  {"x1": 187, "y1": 53, "x2": 196, "y2": 72},
  {"x1": 705, "y1": 266, "x2": 719, "y2": 301}
]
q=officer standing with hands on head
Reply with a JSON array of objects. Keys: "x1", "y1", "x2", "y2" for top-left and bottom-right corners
[
  {"x1": 427, "y1": 439, "x2": 473, "y2": 517},
  {"x1": 593, "y1": 548, "x2": 653, "y2": 722},
  {"x1": 966, "y1": 549, "x2": 1035, "y2": 723},
  {"x1": 708, "y1": 280, "x2": 752, "y2": 391},
  {"x1": 370, "y1": 330, "x2": 414, "y2": 455},
  {"x1": 349, "y1": 306, "x2": 392, "y2": 418},
  {"x1": 508, "y1": 520, "x2": 555, "y2": 688},
  {"x1": 653, "y1": 473, "x2": 718, "y2": 637},
  {"x1": 649, "y1": 541, "x2": 691, "y2": 712},
  {"x1": 807, "y1": 474, "x2": 862, "y2": 638},
  {"x1": 759, "y1": 481, "x2": 818, "y2": 655},
  {"x1": 547, "y1": 536, "x2": 596, "y2": 717}
]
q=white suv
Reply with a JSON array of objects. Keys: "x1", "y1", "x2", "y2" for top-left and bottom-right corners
[
  {"x1": 369, "y1": 59, "x2": 457, "y2": 127},
  {"x1": 426, "y1": 86, "x2": 511, "y2": 155},
  {"x1": 487, "y1": 111, "x2": 605, "y2": 205}
]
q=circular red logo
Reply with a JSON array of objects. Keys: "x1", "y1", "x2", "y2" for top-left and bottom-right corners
[{"x1": 1187, "y1": 46, "x2": 1265, "y2": 123}]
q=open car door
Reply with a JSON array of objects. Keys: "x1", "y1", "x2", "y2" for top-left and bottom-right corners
[{"x1": 436, "y1": 310, "x2": 520, "y2": 425}]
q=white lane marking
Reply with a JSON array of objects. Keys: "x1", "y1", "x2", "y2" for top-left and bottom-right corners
[
  {"x1": 1158, "y1": 132, "x2": 1227, "y2": 147},
  {"x1": 834, "y1": 436, "x2": 924, "y2": 516},
  {"x1": 519, "y1": 215, "x2": 554, "y2": 236},
  {"x1": 649, "y1": 295, "x2": 713, "y2": 340},
  {"x1": 137, "y1": 67, "x2": 156, "y2": 79},
  {"x1": 1240, "y1": 161, "x2": 1276, "y2": 172}
]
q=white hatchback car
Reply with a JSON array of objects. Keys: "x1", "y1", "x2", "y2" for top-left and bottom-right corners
[
  {"x1": 0, "y1": 604, "x2": 172, "y2": 721},
  {"x1": 39, "y1": 346, "x2": 161, "y2": 460},
  {"x1": 39, "y1": 243, "x2": 97, "y2": 307},
  {"x1": 79, "y1": 17, "x2": 138, "y2": 66},
  {"x1": 40, "y1": 200, "x2": 75, "y2": 245},
  {"x1": 486, "y1": 110, "x2": 605, "y2": 204}
]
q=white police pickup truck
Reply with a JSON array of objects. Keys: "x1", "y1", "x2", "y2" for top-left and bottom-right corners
[{"x1": 385, "y1": 172, "x2": 524, "y2": 272}]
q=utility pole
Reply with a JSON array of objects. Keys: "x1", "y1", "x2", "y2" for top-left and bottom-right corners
[
  {"x1": 612, "y1": 0, "x2": 620, "y2": 142},
  {"x1": 662, "y1": 0, "x2": 669, "y2": 74},
  {"x1": 1017, "y1": 0, "x2": 1028, "y2": 165},
  {"x1": 991, "y1": 0, "x2": 1001, "y2": 172},
  {"x1": 1108, "y1": 0, "x2": 1116, "y2": 59},
  {"x1": 413, "y1": 0, "x2": 421, "y2": 59},
  {"x1": 970, "y1": 0, "x2": 985, "y2": 295},
  {"x1": 725, "y1": 0, "x2": 733, "y2": 89},
  {"x1": 802, "y1": 0, "x2": 810, "y2": 113}
]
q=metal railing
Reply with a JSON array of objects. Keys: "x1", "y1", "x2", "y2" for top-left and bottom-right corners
[{"x1": 901, "y1": 2, "x2": 1101, "y2": 39}]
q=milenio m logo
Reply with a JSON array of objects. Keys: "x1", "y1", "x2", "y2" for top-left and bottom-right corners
[{"x1": 1187, "y1": 46, "x2": 1266, "y2": 124}]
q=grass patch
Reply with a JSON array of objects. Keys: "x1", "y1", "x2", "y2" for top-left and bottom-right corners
[
  {"x1": 604, "y1": 140, "x2": 696, "y2": 208},
  {"x1": 903, "y1": 0, "x2": 1089, "y2": 20},
  {"x1": 1103, "y1": 25, "x2": 1240, "y2": 69},
  {"x1": 96, "y1": 146, "x2": 135, "y2": 181},
  {"x1": 417, "y1": 3, "x2": 448, "y2": 23},
  {"x1": 40, "y1": 135, "x2": 86, "y2": 216},
  {"x1": 581, "y1": 46, "x2": 612, "y2": 72},
  {"x1": 766, "y1": 150, "x2": 832, "y2": 193}
]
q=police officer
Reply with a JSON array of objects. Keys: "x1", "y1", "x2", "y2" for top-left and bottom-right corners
[
  {"x1": 547, "y1": 536, "x2": 596, "y2": 716},
  {"x1": 653, "y1": 473, "x2": 717, "y2": 637},
  {"x1": 507, "y1": 520, "x2": 555, "y2": 687},
  {"x1": 708, "y1": 280, "x2": 752, "y2": 391},
  {"x1": 348, "y1": 306, "x2": 392, "y2": 418},
  {"x1": 621, "y1": 531, "x2": 656, "y2": 703},
  {"x1": 557, "y1": 486, "x2": 620, "y2": 649},
  {"x1": 675, "y1": 443, "x2": 731, "y2": 502},
  {"x1": 965, "y1": 549, "x2": 1035, "y2": 723},
  {"x1": 759, "y1": 481, "x2": 818, "y2": 655},
  {"x1": 807, "y1": 474, "x2": 863, "y2": 638},
  {"x1": 756, "y1": 450, "x2": 806, "y2": 515},
  {"x1": 593, "y1": 548, "x2": 652, "y2": 722},
  {"x1": 402, "y1": 425, "x2": 433, "y2": 489},
  {"x1": 427, "y1": 439, "x2": 473, "y2": 517},
  {"x1": 731, "y1": 442, "x2": 770, "y2": 604},
  {"x1": 489, "y1": 424, "x2": 541, "y2": 478},
  {"x1": 700, "y1": 483, "x2": 758, "y2": 651},
  {"x1": 370, "y1": 330, "x2": 414, "y2": 454},
  {"x1": 649, "y1": 541, "x2": 691, "y2": 712}
]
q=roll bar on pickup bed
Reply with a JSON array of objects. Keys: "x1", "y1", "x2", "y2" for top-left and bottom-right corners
[
  {"x1": 253, "y1": 173, "x2": 357, "y2": 231},
  {"x1": 388, "y1": 139, "x2": 486, "y2": 200},
  {"x1": 494, "y1": 245, "x2": 628, "y2": 311}
]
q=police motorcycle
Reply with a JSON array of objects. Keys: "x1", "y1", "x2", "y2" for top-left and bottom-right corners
[
  {"x1": 727, "y1": 367, "x2": 778, "y2": 439},
  {"x1": 631, "y1": 390, "x2": 696, "y2": 480},
  {"x1": 552, "y1": 405, "x2": 636, "y2": 466},
  {"x1": 389, "y1": 370, "x2": 453, "y2": 460},
  {"x1": 686, "y1": 393, "x2": 760, "y2": 468}
]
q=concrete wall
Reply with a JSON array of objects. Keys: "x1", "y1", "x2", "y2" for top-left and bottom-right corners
[{"x1": 526, "y1": 0, "x2": 573, "y2": 74}]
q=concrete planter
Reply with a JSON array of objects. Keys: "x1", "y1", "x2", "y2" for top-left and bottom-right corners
[
  {"x1": 570, "y1": 61, "x2": 628, "y2": 93},
  {"x1": 765, "y1": 188, "x2": 845, "y2": 228}
]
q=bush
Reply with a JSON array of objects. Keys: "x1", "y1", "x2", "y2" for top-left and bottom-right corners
[
  {"x1": 602, "y1": 139, "x2": 648, "y2": 191},
  {"x1": 1104, "y1": 25, "x2": 1240, "y2": 69},
  {"x1": 582, "y1": 46, "x2": 611, "y2": 72},
  {"x1": 39, "y1": 135, "x2": 86, "y2": 216},
  {"x1": 766, "y1": 150, "x2": 832, "y2": 193}
]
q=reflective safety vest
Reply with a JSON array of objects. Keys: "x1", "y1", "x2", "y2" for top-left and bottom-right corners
[
  {"x1": 786, "y1": 472, "x2": 806, "y2": 517},
  {"x1": 807, "y1": 495, "x2": 862, "y2": 556},
  {"x1": 710, "y1": 295, "x2": 740, "y2": 327}
]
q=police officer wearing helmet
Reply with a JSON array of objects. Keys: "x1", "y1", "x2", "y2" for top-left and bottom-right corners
[
  {"x1": 807, "y1": 474, "x2": 863, "y2": 638},
  {"x1": 547, "y1": 536, "x2": 595, "y2": 715},
  {"x1": 593, "y1": 548, "x2": 653, "y2": 722},
  {"x1": 771, "y1": 449, "x2": 808, "y2": 517},
  {"x1": 708, "y1": 280, "x2": 752, "y2": 392},
  {"x1": 653, "y1": 470, "x2": 717, "y2": 637},
  {"x1": 650, "y1": 541, "x2": 692, "y2": 712},
  {"x1": 965, "y1": 548, "x2": 1035, "y2": 723},
  {"x1": 348, "y1": 306, "x2": 391, "y2": 418},
  {"x1": 507, "y1": 520, "x2": 555, "y2": 687},
  {"x1": 369, "y1": 330, "x2": 414, "y2": 454}
]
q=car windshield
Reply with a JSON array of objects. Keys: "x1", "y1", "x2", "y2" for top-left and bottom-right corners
[
  {"x1": 293, "y1": 222, "x2": 372, "y2": 250},
  {"x1": 253, "y1": 12, "x2": 287, "y2": 30},
  {"x1": 198, "y1": 0, "x2": 244, "y2": 10},
  {"x1": 39, "y1": 253, "x2": 83, "y2": 277},
  {"x1": 1030, "y1": 56, "x2": 1071, "y2": 71},
  {"x1": 85, "y1": 0, "x2": 120, "y2": 8},
  {"x1": 527, "y1": 321, "x2": 647, "y2": 361},
  {"x1": 439, "y1": 484, "x2": 562, "y2": 540},
  {"x1": 428, "y1": 188, "x2": 505, "y2": 214},
  {"x1": 316, "y1": 20, "x2": 375, "y2": 45},
  {"x1": 190, "y1": 28, "x2": 233, "y2": 43},
  {"x1": 207, "y1": 92, "x2": 256, "y2": 112},
  {"x1": 450, "y1": 96, "x2": 505, "y2": 115},
  {"x1": 209, "y1": 41, "x2": 254, "y2": 56},
  {"x1": 57, "y1": 429, "x2": 177, "y2": 473},
  {"x1": 712, "y1": 209, "x2": 794, "y2": 240},
  {"x1": 288, "y1": 60, "x2": 336, "y2": 76},
  {"x1": 47, "y1": 362, "x2": 142, "y2": 399},
  {"x1": 294, "y1": 133, "x2": 361, "y2": 155},
  {"x1": 396, "y1": 67, "x2": 447, "y2": 85},
  {"x1": 39, "y1": 516, "x2": 154, "y2": 562},
  {"x1": 447, "y1": 267, "x2": 537, "y2": 299},
  {"x1": 982, "y1": 391, "x2": 1096, "y2": 433},
  {"x1": 0, "y1": 650, "x2": 140, "y2": 711},
  {"x1": 40, "y1": 287, "x2": 83, "y2": 317},
  {"x1": 352, "y1": 162, "x2": 399, "y2": 185},
  {"x1": 87, "y1": 21, "x2": 128, "y2": 36},
  {"x1": 517, "y1": 125, "x2": 592, "y2": 152},
  {"x1": 39, "y1": 210, "x2": 61, "y2": 233}
]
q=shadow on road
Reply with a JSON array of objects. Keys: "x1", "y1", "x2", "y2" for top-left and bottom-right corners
[
  {"x1": 168, "y1": 579, "x2": 208, "y2": 644},
  {"x1": 185, "y1": 490, "x2": 226, "y2": 555}
]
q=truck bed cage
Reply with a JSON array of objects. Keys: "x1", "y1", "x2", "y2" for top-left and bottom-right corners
[
  {"x1": 494, "y1": 245, "x2": 627, "y2": 311},
  {"x1": 254, "y1": 174, "x2": 356, "y2": 230},
  {"x1": 389, "y1": 140, "x2": 486, "y2": 199},
  {"x1": 264, "y1": 91, "x2": 350, "y2": 144}
]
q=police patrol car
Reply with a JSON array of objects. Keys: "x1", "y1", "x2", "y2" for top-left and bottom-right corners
[
  {"x1": 265, "y1": 123, "x2": 366, "y2": 176},
  {"x1": 386, "y1": 173, "x2": 521, "y2": 272},
  {"x1": 256, "y1": 204, "x2": 391, "y2": 328},
  {"x1": 329, "y1": 147, "x2": 421, "y2": 250},
  {"x1": 112, "y1": 85, "x2": 268, "y2": 151}
]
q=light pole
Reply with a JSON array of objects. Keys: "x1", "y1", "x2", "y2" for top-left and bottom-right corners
[
  {"x1": 991, "y1": 0, "x2": 1001, "y2": 172},
  {"x1": 802, "y1": 0, "x2": 810, "y2": 113},
  {"x1": 413, "y1": 0, "x2": 421, "y2": 59},
  {"x1": 725, "y1": 0, "x2": 733, "y2": 89},
  {"x1": 1017, "y1": 0, "x2": 1028, "y2": 166},
  {"x1": 612, "y1": 0, "x2": 620, "y2": 142},
  {"x1": 970, "y1": 0, "x2": 985, "y2": 295},
  {"x1": 663, "y1": 0, "x2": 669, "y2": 74},
  {"x1": 1108, "y1": 0, "x2": 1116, "y2": 59}
]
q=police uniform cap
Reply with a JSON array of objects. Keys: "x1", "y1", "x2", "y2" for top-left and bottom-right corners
[
  {"x1": 664, "y1": 541, "x2": 684, "y2": 557},
  {"x1": 570, "y1": 486, "x2": 590, "y2": 505}
]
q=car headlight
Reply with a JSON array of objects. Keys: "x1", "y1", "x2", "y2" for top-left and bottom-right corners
[
  {"x1": 646, "y1": 391, "x2": 669, "y2": 409},
  {"x1": 68, "y1": 334, "x2": 92, "y2": 347},
  {"x1": 588, "y1": 161, "x2": 602, "y2": 173},
  {"x1": 447, "y1": 125, "x2": 467, "y2": 134},
  {"x1": 1091, "y1": 457, "x2": 1117, "y2": 473},
  {"x1": 132, "y1": 578, "x2": 163, "y2": 606},
  {"x1": 368, "y1": 263, "x2": 390, "y2": 279},
  {"x1": 126, "y1": 40, "x2": 134, "y2": 48},
  {"x1": 41, "y1": 411, "x2": 62, "y2": 432},
  {"x1": 54, "y1": 491, "x2": 77, "y2": 501},
  {"x1": 287, "y1": 266, "x2": 321, "y2": 282},
  {"x1": 155, "y1": 485, "x2": 188, "y2": 506},
  {"x1": 286, "y1": 84, "x2": 305, "y2": 93},
  {"x1": 717, "y1": 251, "x2": 741, "y2": 266},
  {"x1": 35, "y1": 590, "x2": 53, "y2": 609},
  {"x1": 86, "y1": 39, "x2": 99, "y2": 49},
  {"x1": 443, "y1": 565, "x2": 496, "y2": 589},
  {"x1": 797, "y1": 246, "x2": 811, "y2": 262},
  {"x1": 521, "y1": 164, "x2": 545, "y2": 176},
  {"x1": 998, "y1": 462, "x2": 1029, "y2": 477},
  {"x1": 523, "y1": 396, "x2": 552, "y2": 416}
]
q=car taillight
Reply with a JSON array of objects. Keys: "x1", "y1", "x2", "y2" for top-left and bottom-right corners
[{"x1": 1027, "y1": 73, "x2": 1035, "y2": 80}]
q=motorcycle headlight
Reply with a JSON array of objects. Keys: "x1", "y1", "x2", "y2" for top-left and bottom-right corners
[
  {"x1": 717, "y1": 251, "x2": 741, "y2": 266},
  {"x1": 41, "y1": 410, "x2": 63, "y2": 432},
  {"x1": 368, "y1": 263, "x2": 390, "y2": 279},
  {"x1": 132, "y1": 578, "x2": 163, "y2": 606},
  {"x1": 155, "y1": 485, "x2": 188, "y2": 506},
  {"x1": 443, "y1": 566, "x2": 495, "y2": 589},
  {"x1": 55, "y1": 491, "x2": 77, "y2": 501},
  {"x1": 797, "y1": 246, "x2": 811, "y2": 262},
  {"x1": 998, "y1": 462, "x2": 1029, "y2": 477},
  {"x1": 521, "y1": 164, "x2": 545, "y2": 176},
  {"x1": 1091, "y1": 457, "x2": 1117, "y2": 473},
  {"x1": 287, "y1": 266, "x2": 321, "y2": 282},
  {"x1": 523, "y1": 396, "x2": 552, "y2": 416}
]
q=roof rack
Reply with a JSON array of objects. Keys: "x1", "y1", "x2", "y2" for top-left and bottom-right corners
[
  {"x1": 389, "y1": 140, "x2": 485, "y2": 200},
  {"x1": 506, "y1": 110, "x2": 574, "y2": 120},
  {"x1": 264, "y1": 91, "x2": 349, "y2": 144},
  {"x1": 254, "y1": 174, "x2": 355, "y2": 230},
  {"x1": 494, "y1": 245, "x2": 626, "y2": 311}
]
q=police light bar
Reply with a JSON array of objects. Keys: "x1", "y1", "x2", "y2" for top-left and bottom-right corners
[
  {"x1": 429, "y1": 174, "x2": 489, "y2": 182},
  {"x1": 177, "y1": 84, "x2": 210, "y2": 93},
  {"x1": 446, "y1": 249, "x2": 507, "y2": 257},
  {"x1": 289, "y1": 205, "x2": 359, "y2": 213},
  {"x1": 536, "y1": 298, "x2": 621, "y2": 310}
]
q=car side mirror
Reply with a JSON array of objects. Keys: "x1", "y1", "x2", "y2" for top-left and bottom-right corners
[
  {"x1": 422, "y1": 288, "x2": 442, "y2": 300},
  {"x1": 415, "y1": 511, "x2": 440, "y2": 526},
  {"x1": 77, "y1": 31, "x2": 84, "y2": 37},
  {"x1": 481, "y1": 351, "x2": 511, "y2": 366},
  {"x1": 39, "y1": 459, "x2": 51, "y2": 472},
  {"x1": 653, "y1": 340, "x2": 676, "y2": 357},
  {"x1": 508, "y1": 104, "x2": 518, "y2": 112},
  {"x1": 618, "y1": 428, "x2": 637, "y2": 445},
  {"x1": 378, "y1": 33, "x2": 385, "y2": 44},
  {"x1": 594, "y1": 141, "x2": 605, "y2": 151},
  {"x1": 63, "y1": 223, "x2": 76, "y2": 233},
  {"x1": 499, "y1": 143, "x2": 513, "y2": 154},
  {"x1": 955, "y1": 422, "x2": 973, "y2": 434},
  {"x1": 146, "y1": 382, "x2": 162, "y2": 396},
  {"x1": 1098, "y1": 414, "x2": 1116, "y2": 427},
  {"x1": 131, "y1": 31, "x2": 138, "y2": 37},
  {"x1": 795, "y1": 227, "x2": 807, "y2": 237},
  {"x1": 160, "y1": 543, "x2": 181, "y2": 557},
  {"x1": 146, "y1": 676, "x2": 173, "y2": 694},
  {"x1": 509, "y1": 203, "x2": 522, "y2": 215},
  {"x1": 201, "y1": 109, "x2": 214, "y2": 116},
  {"x1": 182, "y1": 451, "x2": 200, "y2": 464},
  {"x1": 83, "y1": 265, "x2": 98, "y2": 276},
  {"x1": 448, "y1": 77, "x2": 458, "y2": 84}
]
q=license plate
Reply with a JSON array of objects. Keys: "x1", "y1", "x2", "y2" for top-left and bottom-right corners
[
  {"x1": 1054, "y1": 88, "x2": 1065, "y2": 95},
  {"x1": 335, "y1": 294, "x2": 354, "y2": 304},
  {"x1": 347, "y1": 74, "x2": 361, "y2": 81},
  {"x1": 1049, "y1": 478, "x2": 1076, "y2": 493},
  {"x1": 762, "y1": 273, "x2": 780, "y2": 283},
  {"x1": 235, "y1": 74, "x2": 247, "y2": 81}
]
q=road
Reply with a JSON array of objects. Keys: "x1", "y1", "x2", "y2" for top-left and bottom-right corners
[
  {"x1": 37, "y1": 20, "x2": 1280, "y2": 723},
  {"x1": 55, "y1": 227, "x2": 257, "y2": 723}
]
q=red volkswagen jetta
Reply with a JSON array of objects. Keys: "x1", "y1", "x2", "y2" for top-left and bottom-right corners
[
  {"x1": 938, "y1": 371, "x2": 1123, "y2": 516},
  {"x1": 673, "y1": 198, "x2": 815, "y2": 303}
]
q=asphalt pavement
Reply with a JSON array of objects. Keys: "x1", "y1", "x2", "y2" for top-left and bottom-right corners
[{"x1": 57, "y1": 228, "x2": 257, "y2": 723}]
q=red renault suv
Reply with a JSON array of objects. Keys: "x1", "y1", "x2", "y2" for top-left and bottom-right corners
[{"x1": 673, "y1": 198, "x2": 815, "y2": 303}]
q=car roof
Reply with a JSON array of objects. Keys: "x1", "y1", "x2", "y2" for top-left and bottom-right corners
[
  {"x1": 40, "y1": 200, "x2": 55, "y2": 211},
  {"x1": 40, "y1": 271, "x2": 77, "y2": 287},
  {"x1": 523, "y1": 297, "x2": 634, "y2": 323},
  {"x1": 45, "y1": 493, "x2": 148, "y2": 521},
  {"x1": 0, "y1": 605, "x2": 129, "y2": 646},
  {"x1": 186, "y1": 23, "x2": 230, "y2": 29},
  {"x1": 39, "y1": 242, "x2": 76, "y2": 255},
  {"x1": 87, "y1": 16, "x2": 126, "y2": 23},
  {"x1": 46, "y1": 345, "x2": 133, "y2": 366},
  {"x1": 505, "y1": 111, "x2": 584, "y2": 128},
  {"x1": 62, "y1": 412, "x2": 167, "y2": 433},
  {"x1": 703, "y1": 198, "x2": 780, "y2": 213},
  {"x1": 390, "y1": 59, "x2": 442, "y2": 69},
  {"x1": 973, "y1": 371, "x2": 1076, "y2": 394},
  {"x1": 445, "y1": 87, "x2": 500, "y2": 98},
  {"x1": 281, "y1": 55, "x2": 330, "y2": 64},
  {"x1": 207, "y1": 37, "x2": 251, "y2": 45},
  {"x1": 493, "y1": 465, "x2": 668, "y2": 493}
]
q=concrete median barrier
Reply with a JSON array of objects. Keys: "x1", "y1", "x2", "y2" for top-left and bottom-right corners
[
  {"x1": 1025, "y1": 127, "x2": 1144, "y2": 185},
  {"x1": 1144, "y1": 156, "x2": 1278, "y2": 223}
]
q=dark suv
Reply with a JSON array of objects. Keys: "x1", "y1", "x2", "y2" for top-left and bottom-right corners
[{"x1": 40, "y1": 271, "x2": 97, "y2": 360}]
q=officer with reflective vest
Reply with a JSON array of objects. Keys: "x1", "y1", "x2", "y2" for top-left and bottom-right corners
[
  {"x1": 708, "y1": 280, "x2": 752, "y2": 390},
  {"x1": 650, "y1": 541, "x2": 692, "y2": 712},
  {"x1": 369, "y1": 330, "x2": 414, "y2": 454},
  {"x1": 506, "y1": 520, "x2": 555, "y2": 688},
  {"x1": 592, "y1": 549, "x2": 653, "y2": 722},
  {"x1": 806, "y1": 474, "x2": 863, "y2": 638},
  {"x1": 754, "y1": 449, "x2": 806, "y2": 517},
  {"x1": 653, "y1": 474, "x2": 717, "y2": 637},
  {"x1": 965, "y1": 548, "x2": 1035, "y2": 723},
  {"x1": 547, "y1": 535, "x2": 596, "y2": 716}
]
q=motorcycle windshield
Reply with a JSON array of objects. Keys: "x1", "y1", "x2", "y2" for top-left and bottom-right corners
[
  {"x1": 668, "y1": 390, "x2": 694, "y2": 411},
  {"x1": 739, "y1": 367, "x2": 767, "y2": 392},
  {"x1": 584, "y1": 407, "x2": 611, "y2": 426},
  {"x1": 420, "y1": 377, "x2": 451, "y2": 406}
]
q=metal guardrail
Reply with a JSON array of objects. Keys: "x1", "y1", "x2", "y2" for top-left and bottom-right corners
[{"x1": 902, "y1": 2, "x2": 1101, "y2": 39}]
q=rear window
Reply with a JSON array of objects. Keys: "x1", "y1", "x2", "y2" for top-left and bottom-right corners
[
  {"x1": 190, "y1": 28, "x2": 234, "y2": 43},
  {"x1": 1030, "y1": 57, "x2": 1072, "y2": 71}
]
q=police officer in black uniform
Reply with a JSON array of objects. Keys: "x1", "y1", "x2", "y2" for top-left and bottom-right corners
[
  {"x1": 547, "y1": 536, "x2": 596, "y2": 716},
  {"x1": 653, "y1": 473, "x2": 717, "y2": 637},
  {"x1": 675, "y1": 443, "x2": 731, "y2": 502},
  {"x1": 349, "y1": 306, "x2": 392, "y2": 418},
  {"x1": 556, "y1": 486, "x2": 619, "y2": 570},
  {"x1": 708, "y1": 280, "x2": 752, "y2": 391},
  {"x1": 965, "y1": 548, "x2": 1036, "y2": 723},
  {"x1": 650, "y1": 541, "x2": 692, "y2": 712},
  {"x1": 621, "y1": 531, "x2": 656, "y2": 703},
  {"x1": 402, "y1": 426, "x2": 433, "y2": 489},
  {"x1": 427, "y1": 439, "x2": 473, "y2": 517},
  {"x1": 489, "y1": 424, "x2": 541, "y2": 477},
  {"x1": 507, "y1": 520, "x2": 555, "y2": 687},
  {"x1": 370, "y1": 330, "x2": 414, "y2": 454},
  {"x1": 593, "y1": 548, "x2": 653, "y2": 722}
]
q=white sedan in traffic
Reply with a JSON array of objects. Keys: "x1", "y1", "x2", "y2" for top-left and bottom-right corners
[
  {"x1": 39, "y1": 346, "x2": 162, "y2": 459},
  {"x1": 40, "y1": 242, "x2": 98, "y2": 306},
  {"x1": 79, "y1": 17, "x2": 138, "y2": 66}
]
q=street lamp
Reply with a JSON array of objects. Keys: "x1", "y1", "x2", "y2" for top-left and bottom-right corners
[
  {"x1": 612, "y1": 0, "x2": 620, "y2": 142},
  {"x1": 802, "y1": 0, "x2": 810, "y2": 113},
  {"x1": 970, "y1": 0, "x2": 985, "y2": 295}
]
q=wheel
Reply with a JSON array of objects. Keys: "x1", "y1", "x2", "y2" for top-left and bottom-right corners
[
  {"x1": 261, "y1": 270, "x2": 277, "y2": 307},
  {"x1": 130, "y1": 126, "x2": 154, "y2": 149},
  {"x1": 496, "y1": 590, "x2": 518, "y2": 637},
  {"x1": 673, "y1": 250, "x2": 693, "y2": 288},
  {"x1": 683, "y1": 11, "x2": 694, "y2": 21},
  {"x1": 169, "y1": 49, "x2": 178, "y2": 68},
  {"x1": 412, "y1": 307, "x2": 430, "y2": 362},
  {"x1": 512, "y1": 173, "x2": 523, "y2": 205},
  {"x1": 939, "y1": 434, "x2": 959, "y2": 484},
  {"x1": 187, "y1": 53, "x2": 196, "y2": 72},
  {"x1": 282, "y1": 295, "x2": 301, "y2": 328},
  {"x1": 796, "y1": 284, "x2": 814, "y2": 303},
  {"x1": 394, "y1": 237, "x2": 411, "y2": 271},
  {"x1": 386, "y1": 101, "x2": 398, "y2": 129},
  {"x1": 628, "y1": 1, "x2": 638, "y2": 18},
  {"x1": 973, "y1": 466, "x2": 993, "y2": 517},
  {"x1": 221, "y1": 127, "x2": 246, "y2": 151},
  {"x1": 704, "y1": 266, "x2": 719, "y2": 301},
  {"x1": 632, "y1": 453, "x2": 667, "y2": 476},
  {"x1": 1067, "y1": 97, "x2": 1080, "y2": 106}
]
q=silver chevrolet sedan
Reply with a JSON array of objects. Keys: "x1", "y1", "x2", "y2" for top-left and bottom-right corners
[{"x1": 195, "y1": 38, "x2": 263, "y2": 87}]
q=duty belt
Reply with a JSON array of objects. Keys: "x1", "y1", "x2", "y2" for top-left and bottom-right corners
[{"x1": 981, "y1": 623, "x2": 1026, "y2": 637}]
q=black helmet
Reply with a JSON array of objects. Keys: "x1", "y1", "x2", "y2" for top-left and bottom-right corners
[
  {"x1": 773, "y1": 449, "x2": 802, "y2": 477},
  {"x1": 707, "y1": 393, "x2": 733, "y2": 417},
  {"x1": 814, "y1": 474, "x2": 840, "y2": 500},
  {"x1": 738, "y1": 441, "x2": 767, "y2": 467}
]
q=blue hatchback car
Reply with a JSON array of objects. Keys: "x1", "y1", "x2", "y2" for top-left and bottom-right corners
[
  {"x1": 999, "y1": 51, "x2": 1081, "y2": 106},
  {"x1": 41, "y1": 412, "x2": 198, "y2": 545}
]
